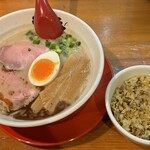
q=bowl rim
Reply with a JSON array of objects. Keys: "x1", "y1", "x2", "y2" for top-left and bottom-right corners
[
  {"x1": 105, "y1": 65, "x2": 150, "y2": 145},
  {"x1": 0, "y1": 8, "x2": 104, "y2": 127}
]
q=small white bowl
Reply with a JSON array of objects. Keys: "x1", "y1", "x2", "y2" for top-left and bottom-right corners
[
  {"x1": 0, "y1": 9, "x2": 104, "y2": 127},
  {"x1": 105, "y1": 65, "x2": 150, "y2": 145}
]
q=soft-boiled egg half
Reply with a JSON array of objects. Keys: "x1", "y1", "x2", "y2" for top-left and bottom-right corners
[{"x1": 28, "y1": 51, "x2": 60, "y2": 86}]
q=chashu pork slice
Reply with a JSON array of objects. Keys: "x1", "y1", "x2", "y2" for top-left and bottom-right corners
[
  {"x1": 0, "y1": 44, "x2": 48, "y2": 70},
  {"x1": 0, "y1": 65, "x2": 40, "y2": 114},
  {"x1": 0, "y1": 43, "x2": 49, "y2": 114}
]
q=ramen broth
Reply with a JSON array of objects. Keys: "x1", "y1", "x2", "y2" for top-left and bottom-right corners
[{"x1": 0, "y1": 25, "x2": 91, "y2": 120}]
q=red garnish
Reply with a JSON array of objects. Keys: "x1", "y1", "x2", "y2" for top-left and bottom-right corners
[{"x1": 34, "y1": 0, "x2": 63, "y2": 39}]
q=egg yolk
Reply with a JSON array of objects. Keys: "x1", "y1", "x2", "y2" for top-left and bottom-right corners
[{"x1": 31, "y1": 59, "x2": 55, "y2": 82}]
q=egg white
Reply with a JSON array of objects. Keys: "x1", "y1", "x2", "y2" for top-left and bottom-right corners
[{"x1": 28, "y1": 51, "x2": 60, "y2": 86}]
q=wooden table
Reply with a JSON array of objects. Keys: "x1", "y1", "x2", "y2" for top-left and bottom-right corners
[{"x1": 0, "y1": 0, "x2": 150, "y2": 149}]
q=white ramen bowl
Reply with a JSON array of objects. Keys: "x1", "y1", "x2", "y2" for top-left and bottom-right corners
[
  {"x1": 105, "y1": 65, "x2": 150, "y2": 145},
  {"x1": 0, "y1": 8, "x2": 104, "y2": 127}
]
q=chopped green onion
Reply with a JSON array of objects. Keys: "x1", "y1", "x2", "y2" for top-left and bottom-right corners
[
  {"x1": 45, "y1": 40, "x2": 51, "y2": 47},
  {"x1": 26, "y1": 30, "x2": 41, "y2": 45},
  {"x1": 65, "y1": 34, "x2": 72, "y2": 39},
  {"x1": 69, "y1": 43, "x2": 75, "y2": 48},
  {"x1": 26, "y1": 30, "x2": 35, "y2": 36},
  {"x1": 76, "y1": 41, "x2": 81, "y2": 46},
  {"x1": 49, "y1": 43, "x2": 56, "y2": 49},
  {"x1": 25, "y1": 31, "x2": 81, "y2": 56},
  {"x1": 32, "y1": 39, "x2": 40, "y2": 44},
  {"x1": 29, "y1": 36, "x2": 34, "y2": 41},
  {"x1": 55, "y1": 45, "x2": 62, "y2": 54}
]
